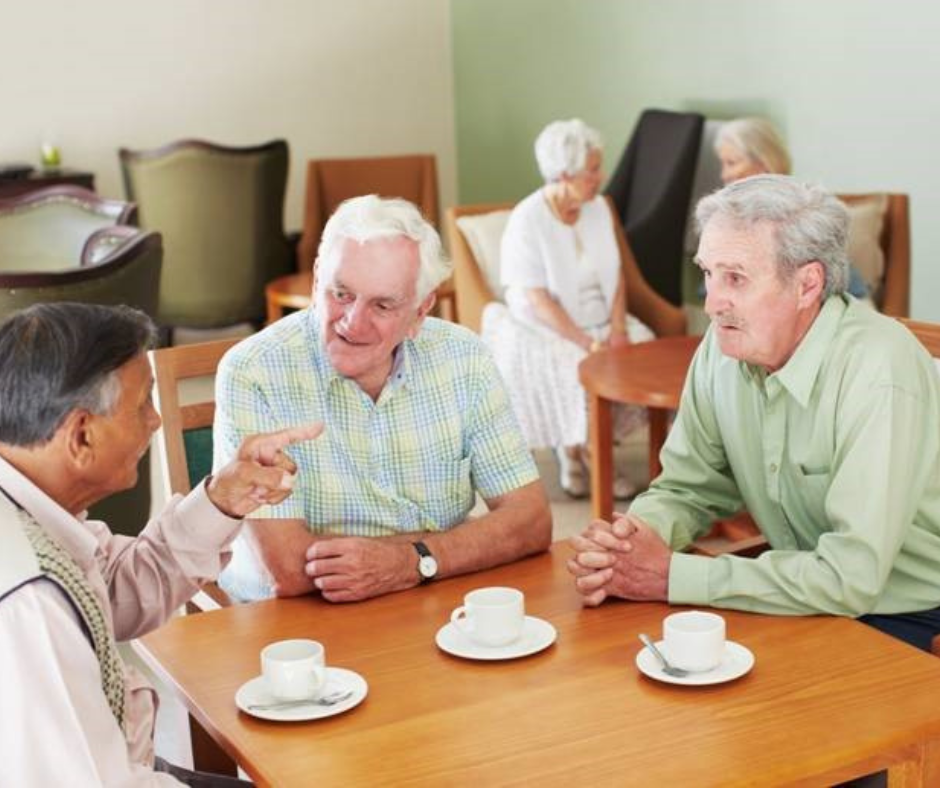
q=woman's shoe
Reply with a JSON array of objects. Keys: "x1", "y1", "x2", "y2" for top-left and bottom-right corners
[
  {"x1": 613, "y1": 475, "x2": 638, "y2": 500},
  {"x1": 556, "y1": 446, "x2": 589, "y2": 499}
]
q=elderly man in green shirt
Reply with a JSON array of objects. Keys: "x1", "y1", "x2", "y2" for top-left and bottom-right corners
[{"x1": 568, "y1": 175, "x2": 940, "y2": 651}]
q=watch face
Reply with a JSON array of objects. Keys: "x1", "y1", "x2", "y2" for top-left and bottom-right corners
[{"x1": 418, "y1": 554, "x2": 438, "y2": 579}]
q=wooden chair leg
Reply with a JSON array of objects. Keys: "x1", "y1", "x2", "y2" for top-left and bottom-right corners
[{"x1": 190, "y1": 714, "x2": 237, "y2": 776}]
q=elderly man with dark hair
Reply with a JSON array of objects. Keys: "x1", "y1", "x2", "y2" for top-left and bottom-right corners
[
  {"x1": 0, "y1": 303, "x2": 321, "y2": 785},
  {"x1": 215, "y1": 195, "x2": 551, "y2": 603},
  {"x1": 568, "y1": 175, "x2": 940, "y2": 652}
]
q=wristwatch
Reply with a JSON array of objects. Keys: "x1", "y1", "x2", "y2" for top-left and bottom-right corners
[{"x1": 412, "y1": 541, "x2": 438, "y2": 583}]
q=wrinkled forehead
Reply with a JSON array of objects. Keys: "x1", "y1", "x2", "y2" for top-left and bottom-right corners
[
  {"x1": 320, "y1": 235, "x2": 420, "y2": 299},
  {"x1": 696, "y1": 215, "x2": 779, "y2": 270}
]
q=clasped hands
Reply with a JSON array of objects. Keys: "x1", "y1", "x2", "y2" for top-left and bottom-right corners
[{"x1": 567, "y1": 513, "x2": 671, "y2": 606}]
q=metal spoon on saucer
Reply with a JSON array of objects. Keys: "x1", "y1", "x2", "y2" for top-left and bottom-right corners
[{"x1": 638, "y1": 633, "x2": 689, "y2": 678}]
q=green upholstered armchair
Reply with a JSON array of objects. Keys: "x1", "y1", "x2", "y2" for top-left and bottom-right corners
[
  {"x1": 119, "y1": 139, "x2": 293, "y2": 338},
  {"x1": 0, "y1": 227, "x2": 161, "y2": 314},
  {"x1": 0, "y1": 227, "x2": 163, "y2": 535},
  {"x1": 0, "y1": 185, "x2": 137, "y2": 272}
]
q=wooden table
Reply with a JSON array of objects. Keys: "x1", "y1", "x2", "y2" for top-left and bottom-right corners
[
  {"x1": 0, "y1": 167, "x2": 95, "y2": 198},
  {"x1": 265, "y1": 271, "x2": 313, "y2": 323},
  {"x1": 136, "y1": 544, "x2": 940, "y2": 787},
  {"x1": 580, "y1": 335, "x2": 700, "y2": 520}
]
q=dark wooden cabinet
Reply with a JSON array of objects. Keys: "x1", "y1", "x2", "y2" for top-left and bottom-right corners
[{"x1": 0, "y1": 168, "x2": 95, "y2": 199}]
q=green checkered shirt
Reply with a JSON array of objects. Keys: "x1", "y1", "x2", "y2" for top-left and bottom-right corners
[{"x1": 214, "y1": 311, "x2": 538, "y2": 537}]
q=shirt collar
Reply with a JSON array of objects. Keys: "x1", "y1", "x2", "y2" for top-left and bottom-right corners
[
  {"x1": 742, "y1": 295, "x2": 847, "y2": 407},
  {"x1": 0, "y1": 452, "x2": 97, "y2": 569}
]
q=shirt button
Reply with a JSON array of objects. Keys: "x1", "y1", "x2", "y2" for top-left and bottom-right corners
[{"x1": 769, "y1": 463, "x2": 778, "y2": 473}]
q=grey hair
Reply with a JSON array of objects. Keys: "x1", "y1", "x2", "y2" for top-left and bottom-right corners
[
  {"x1": 534, "y1": 118, "x2": 603, "y2": 183},
  {"x1": 715, "y1": 117, "x2": 792, "y2": 176},
  {"x1": 315, "y1": 194, "x2": 452, "y2": 303},
  {"x1": 695, "y1": 175, "x2": 850, "y2": 298},
  {"x1": 0, "y1": 303, "x2": 156, "y2": 446}
]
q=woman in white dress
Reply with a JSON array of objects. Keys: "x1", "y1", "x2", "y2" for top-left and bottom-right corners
[{"x1": 488, "y1": 119, "x2": 678, "y2": 498}]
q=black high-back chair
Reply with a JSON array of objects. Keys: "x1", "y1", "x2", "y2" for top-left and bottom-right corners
[{"x1": 606, "y1": 109, "x2": 704, "y2": 307}]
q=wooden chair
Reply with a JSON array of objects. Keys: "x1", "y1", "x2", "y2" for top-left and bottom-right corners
[
  {"x1": 444, "y1": 197, "x2": 687, "y2": 337},
  {"x1": 149, "y1": 337, "x2": 243, "y2": 776},
  {"x1": 899, "y1": 318, "x2": 940, "y2": 658},
  {"x1": 838, "y1": 193, "x2": 910, "y2": 317},
  {"x1": 296, "y1": 154, "x2": 439, "y2": 271},
  {"x1": 150, "y1": 338, "x2": 241, "y2": 611}
]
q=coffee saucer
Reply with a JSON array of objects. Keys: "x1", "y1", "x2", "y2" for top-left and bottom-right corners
[
  {"x1": 435, "y1": 615, "x2": 557, "y2": 661},
  {"x1": 235, "y1": 666, "x2": 368, "y2": 721},
  {"x1": 635, "y1": 640, "x2": 754, "y2": 686}
]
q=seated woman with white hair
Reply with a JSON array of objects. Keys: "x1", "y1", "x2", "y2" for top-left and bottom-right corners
[
  {"x1": 714, "y1": 117, "x2": 870, "y2": 300},
  {"x1": 484, "y1": 119, "x2": 669, "y2": 499}
]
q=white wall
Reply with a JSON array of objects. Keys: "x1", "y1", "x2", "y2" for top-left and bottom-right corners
[{"x1": 0, "y1": 0, "x2": 456, "y2": 231}]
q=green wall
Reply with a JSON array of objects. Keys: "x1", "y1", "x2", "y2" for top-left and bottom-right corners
[{"x1": 452, "y1": 0, "x2": 940, "y2": 319}]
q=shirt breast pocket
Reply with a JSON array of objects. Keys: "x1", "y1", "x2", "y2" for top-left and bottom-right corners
[
  {"x1": 784, "y1": 464, "x2": 833, "y2": 537},
  {"x1": 425, "y1": 457, "x2": 474, "y2": 529},
  {"x1": 402, "y1": 457, "x2": 474, "y2": 529}
]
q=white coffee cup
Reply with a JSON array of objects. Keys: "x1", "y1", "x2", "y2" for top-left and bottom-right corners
[
  {"x1": 261, "y1": 639, "x2": 326, "y2": 701},
  {"x1": 451, "y1": 586, "x2": 525, "y2": 647},
  {"x1": 662, "y1": 610, "x2": 726, "y2": 673}
]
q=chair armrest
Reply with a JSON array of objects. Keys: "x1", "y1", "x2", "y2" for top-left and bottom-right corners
[
  {"x1": 185, "y1": 581, "x2": 233, "y2": 614},
  {"x1": 81, "y1": 225, "x2": 140, "y2": 266}
]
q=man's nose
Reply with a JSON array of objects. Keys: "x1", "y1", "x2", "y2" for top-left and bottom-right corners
[
  {"x1": 147, "y1": 403, "x2": 162, "y2": 434},
  {"x1": 704, "y1": 280, "x2": 726, "y2": 317},
  {"x1": 341, "y1": 298, "x2": 369, "y2": 333}
]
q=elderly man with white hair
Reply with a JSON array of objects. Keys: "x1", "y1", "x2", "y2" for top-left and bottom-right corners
[
  {"x1": 489, "y1": 118, "x2": 684, "y2": 500},
  {"x1": 215, "y1": 194, "x2": 551, "y2": 603},
  {"x1": 569, "y1": 175, "x2": 940, "y2": 654}
]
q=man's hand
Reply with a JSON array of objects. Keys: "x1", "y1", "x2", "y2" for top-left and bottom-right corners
[
  {"x1": 305, "y1": 537, "x2": 417, "y2": 603},
  {"x1": 207, "y1": 423, "x2": 323, "y2": 518},
  {"x1": 567, "y1": 514, "x2": 671, "y2": 606}
]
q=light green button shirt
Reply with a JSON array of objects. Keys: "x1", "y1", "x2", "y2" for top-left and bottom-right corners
[{"x1": 630, "y1": 295, "x2": 940, "y2": 616}]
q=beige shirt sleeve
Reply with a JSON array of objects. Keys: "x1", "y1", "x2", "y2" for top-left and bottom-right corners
[{"x1": 95, "y1": 483, "x2": 243, "y2": 641}]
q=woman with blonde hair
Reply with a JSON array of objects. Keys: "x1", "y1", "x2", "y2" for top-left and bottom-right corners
[
  {"x1": 714, "y1": 117, "x2": 791, "y2": 184},
  {"x1": 714, "y1": 117, "x2": 869, "y2": 300}
]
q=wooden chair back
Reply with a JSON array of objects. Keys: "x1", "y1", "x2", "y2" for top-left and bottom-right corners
[
  {"x1": 150, "y1": 338, "x2": 241, "y2": 610},
  {"x1": 297, "y1": 154, "x2": 439, "y2": 271},
  {"x1": 444, "y1": 201, "x2": 511, "y2": 333},
  {"x1": 899, "y1": 318, "x2": 940, "y2": 657},
  {"x1": 837, "y1": 193, "x2": 910, "y2": 317},
  {"x1": 296, "y1": 154, "x2": 448, "y2": 316}
]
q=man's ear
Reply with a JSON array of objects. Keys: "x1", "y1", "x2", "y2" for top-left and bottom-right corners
[
  {"x1": 797, "y1": 261, "x2": 826, "y2": 307},
  {"x1": 407, "y1": 291, "x2": 437, "y2": 339},
  {"x1": 59, "y1": 409, "x2": 96, "y2": 471}
]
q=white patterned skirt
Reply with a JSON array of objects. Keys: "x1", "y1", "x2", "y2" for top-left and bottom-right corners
[{"x1": 481, "y1": 302, "x2": 652, "y2": 449}]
